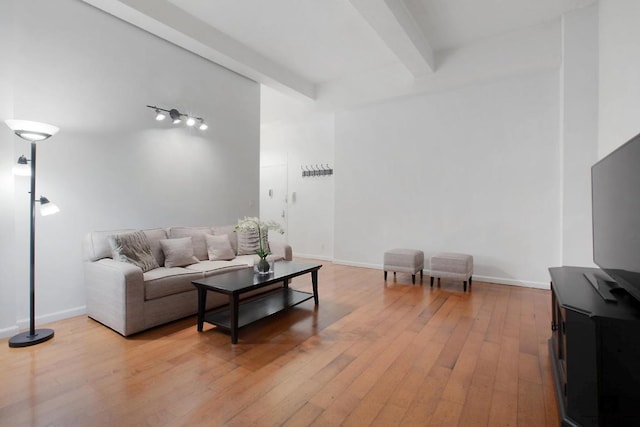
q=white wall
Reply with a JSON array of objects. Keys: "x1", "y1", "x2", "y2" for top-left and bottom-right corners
[
  {"x1": 598, "y1": 0, "x2": 640, "y2": 157},
  {"x1": 261, "y1": 10, "x2": 604, "y2": 288},
  {"x1": 0, "y1": 0, "x2": 260, "y2": 337},
  {"x1": 261, "y1": 112, "x2": 335, "y2": 259},
  {"x1": 0, "y1": 1, "x2": 17, "y2": 337},
  {"x1": 561, "y1": 5, "x2": 598, "y2": 266},
  {"x1": 334, "y1": 71, "x2": 561, "y2": 287}
]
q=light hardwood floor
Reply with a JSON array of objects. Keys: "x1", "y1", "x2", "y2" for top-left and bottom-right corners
[{"x1": 0, "y1": 261, "x2": 559, "y2": 426}]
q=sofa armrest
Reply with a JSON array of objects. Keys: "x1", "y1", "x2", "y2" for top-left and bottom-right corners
[
  {"x1": 84, "y1": 258, "x2": 145, "y2": 336},
  {"x1": 269, "y1": 241, "x2": 293, "y2": 261}
]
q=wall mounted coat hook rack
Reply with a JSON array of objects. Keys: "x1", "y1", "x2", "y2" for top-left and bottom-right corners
[{"x1": 302, "y1": 164, "x2": 333, "y2": 177}]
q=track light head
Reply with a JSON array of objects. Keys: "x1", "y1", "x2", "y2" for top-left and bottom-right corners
[
  {"x1": 169, "y1": 109, "x2": 182, "y2": 124},
  {"x1": 155, "y1": 109, "x2": 166, "y2": 121},
  {"x1": 186, "y1": 117, "x2": 196, "y2": 127}
]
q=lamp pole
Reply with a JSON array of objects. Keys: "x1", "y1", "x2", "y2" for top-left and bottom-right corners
[
  {"x1": 8, "y1": 140, "x2": 55, "y2": 347},
  {"x1": 6, "y1": 120, "x2": 58, "y2": 348},
  {"x1": 28, "y1": 141, "x2": 38, "y2": 337}
]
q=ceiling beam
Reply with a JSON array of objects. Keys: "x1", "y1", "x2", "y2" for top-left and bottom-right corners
[
  {"x1": 349, "y1": 0, "x2": 435, "y2": 76},
  {"x1": 81, "y1": 0, "x2": 316, "y2": 100}
]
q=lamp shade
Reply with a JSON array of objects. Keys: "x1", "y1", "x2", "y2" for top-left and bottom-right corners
[
  {"x1": 13, "y1": 155, "x2": 31, "y2": 176},
  {"x1": 5, "y1": 119, "x2": 59, "y2": 142},
  {"x1": 39, "y1": 197, "x2": 60, "y2": 216}
]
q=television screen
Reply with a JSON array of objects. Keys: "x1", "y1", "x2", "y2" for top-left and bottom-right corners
[{"x1": 592, "y1": 132, "x2": 640, "y2": 302}]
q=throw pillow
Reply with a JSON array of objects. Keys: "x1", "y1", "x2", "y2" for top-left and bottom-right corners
[
  {"x1": 160, "y1": 237, "x2": 199, "y2": 268},
  {"x1": 212, "y1": 225, "x2": 238, "y2": 255},
  {"x1": 236, "y1": 228, "x2": 269, "y2": 256},
  {"x1": 109, "y1": 231, "x2": 159, "y2": 273},
  {"x1": 143, "y1": 228, "x2": 168, "y2": 267},
  {"x1": 167, "y1": 227, "x2": 211, "y2": 261},
  {"x1": 205, "y1": 234, "x2": 236, "y2": 261}
]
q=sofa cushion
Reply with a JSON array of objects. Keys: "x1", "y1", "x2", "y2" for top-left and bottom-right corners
[
  {"x1": 143, "y1": 228, "x2": 168, "y2": 266},
  {"x1": 185, "y1": 258, "x2": 253, "y2": 275},
  {"x1": 237, "y1": 229, "x2": 270, "y2": 256},
  {"x1": 168, "y1": 227, "x2": 211, "y2": 261},
  {"x1": 206, "y1": 234, "x2": 236, "y2": 261},
  {"x1": 143, "y1": 267, "x2": 202, "y2": 300},
  {"x1": 108, "y1": 231, "x2": 159, "y2": 272},
  {"x1": 160, "y1": 237, "x2": 199, "y2": 268},
  {"x1": 211, "y1": 225, "x2": 238, "y2": 255}
]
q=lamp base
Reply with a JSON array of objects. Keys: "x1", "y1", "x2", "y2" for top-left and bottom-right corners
[{"x1": 8, "y1": 328, "x2": 54, "y2": 348}]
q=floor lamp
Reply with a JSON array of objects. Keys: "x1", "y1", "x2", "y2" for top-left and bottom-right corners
[{"x1": 6, "y1": 119, "x2": 60, "y2": 348}]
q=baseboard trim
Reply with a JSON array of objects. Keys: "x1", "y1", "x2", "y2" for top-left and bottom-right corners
[
  {"x1": 0, "y1": 325, "x2": 20, "y2": 339},
  {"x1": 332, "y1": 259, "x2": 549, "y2": 289},
  {"x1": 332, "y1": 259, "x2": 379, "y2": 270},
  {"x1": 294, "y1": 253, "x2": 334, "y2": 262},
  {"x1": 471, "y1": 275, "x2": 549, "y2": 290},
  {"x1": 1, "y1": 306, "x2": 88, "y2": 338}
]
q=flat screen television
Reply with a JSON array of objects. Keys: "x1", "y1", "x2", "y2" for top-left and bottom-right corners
[{"x1": 591, "y1": 131, "x2": 640, "y2": 302}]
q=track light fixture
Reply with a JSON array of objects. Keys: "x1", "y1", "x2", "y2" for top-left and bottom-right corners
[{"x1": 146, "y1": 105, "x2": 207, "y2": 130}]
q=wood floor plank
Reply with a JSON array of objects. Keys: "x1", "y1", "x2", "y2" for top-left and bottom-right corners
[
  {"x1": 494, "y1": 335, "x2": 520, "y2": 395},
  {"x1": 346, "y1": 330, "x2": 416, "y2": 400},
  {"x1": 282, "y1": 402, "x2": 324, "y2": 427},
  {"x1": 428, "y1": 399, "x2": 464, "y2": 426},
  {"x1": 488, "y1": 389, "x2": 518, "y2": 427},
  {"x1": 517, "y1": 379, "x2": 547, "y2": 427},
  {"x1": 457, "y1": 382, "x2": 494, "y2": 426},
  {"x1": 440, "y1": 330, "x2": 483, "y2": 404},
  {"x1": 0, "y1": 261, "x2": 558, "y2": 426}
]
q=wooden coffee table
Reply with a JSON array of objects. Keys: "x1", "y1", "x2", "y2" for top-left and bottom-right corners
[{"x1": 192, "y1": 261, "x2": 322, "y2": 343}]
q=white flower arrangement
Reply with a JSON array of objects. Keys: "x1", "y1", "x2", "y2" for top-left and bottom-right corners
[{"x1": 234, "y1": 217, "x2": 284, "y2": 259}]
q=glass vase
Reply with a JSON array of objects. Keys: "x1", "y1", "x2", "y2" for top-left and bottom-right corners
[{"x1": 255, "y1": 257, "x2": 273, "y2": 275}]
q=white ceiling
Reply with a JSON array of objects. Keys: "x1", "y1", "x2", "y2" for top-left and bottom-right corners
[{"x1": 83, "y1": 0, "x2": 596, "y2": 102}]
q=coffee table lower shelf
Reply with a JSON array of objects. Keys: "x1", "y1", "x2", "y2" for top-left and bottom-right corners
[{"x1": 204, "y1": 288, "x2": 313, "y2": 332}]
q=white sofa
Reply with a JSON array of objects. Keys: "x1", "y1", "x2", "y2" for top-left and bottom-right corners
[{"x1": 83, "y1": 225, "x2": 292, "y2": 336}]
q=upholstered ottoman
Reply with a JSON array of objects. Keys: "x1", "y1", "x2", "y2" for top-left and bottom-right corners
[
  {"x1": 430, "y1": 252, "x2": 473, "y2": 292},
  {"x1": 383, "y1": 249, "x2": 424, "y2": 285}
]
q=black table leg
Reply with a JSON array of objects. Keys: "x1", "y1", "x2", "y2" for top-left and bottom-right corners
[
  {"x1": 197, "y1": 287, "x2": 207, "y2": 332},
  {"x1": 230, "y1": 293, "x2": 239, "y2": 344},
  {"x1": 312, "y1": 270, "x2": 319, "y2": 305}
]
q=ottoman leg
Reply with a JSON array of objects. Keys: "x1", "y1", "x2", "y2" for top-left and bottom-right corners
[
  {"x1": 420, "y1": 270, "x2": 423, "y2": 280},
  {"x1": 469, "y1": 276, "x2": 473, "y2": 287},
  {"x1": 412, "y1": 274, "x2": 415, "y2": 285},
  {"x1": 463, "y1": 281, "x2": 467, "y2": 292},
  {"x1": 430, "y1": 277, "x2": 434, "y2": 287},
  {"x1": 384, "y1": 271, "x2": 387, "y2": 281}
]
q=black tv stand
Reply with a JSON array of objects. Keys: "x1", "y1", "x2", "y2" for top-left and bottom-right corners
[
  {"x1": 583, "y1": 272, "x2": 620, "y2": 302},
  {"x1": 549, "y1": 267, "x2": 640, "y2": 426}
]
